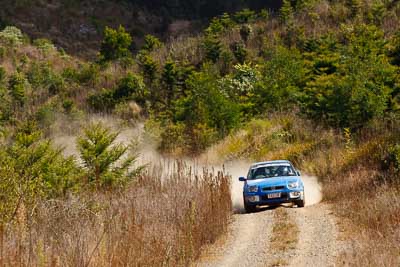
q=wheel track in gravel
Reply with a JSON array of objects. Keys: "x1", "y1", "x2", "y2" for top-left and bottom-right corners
[{"x1": 195, "y1": 175, "x2": 341, "y2": 267}]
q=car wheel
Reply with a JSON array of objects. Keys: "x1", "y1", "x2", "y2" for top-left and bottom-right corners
[
  {"x1": 296, "y1": 193, "x2": 305, "y2": 208},
  {"x1": 244, "y1": 202, "x2": 257, "y2": 213}
]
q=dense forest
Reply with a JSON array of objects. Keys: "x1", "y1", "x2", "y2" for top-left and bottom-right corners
[{"x1": 0, "y1": 0, "x2": 400, "y2": 265}]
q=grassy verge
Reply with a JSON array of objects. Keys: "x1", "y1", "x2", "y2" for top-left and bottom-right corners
[
  {"x1": 0, "y1": 163, "x2": 231, "y2": 266},
  {"x1": 268, "y1": 207, "x2": 299, "y2": 267}
]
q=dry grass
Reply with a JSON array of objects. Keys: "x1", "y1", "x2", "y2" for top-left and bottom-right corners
[
  {"x1": 0, "y1": 162, "x2": 232, "y2": 266},
  {"x1": 205, "y1": 112, "x2": 400, "y2": 265},
  {"x1": 270, "y1": 208, "x2": 299, "y2": 253}
]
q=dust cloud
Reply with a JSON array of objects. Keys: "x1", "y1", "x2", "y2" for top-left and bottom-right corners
[
  {"x1": 50, "y1": 115, "x2": 323, "y2": 209},
  {"x1": 301, "y1": 175, "x2": 323, "y2": 206}
]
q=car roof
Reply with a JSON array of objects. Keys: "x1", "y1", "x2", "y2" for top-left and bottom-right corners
[{"x1": 250, "y1": 160, "x2": 293, "y2": 168}]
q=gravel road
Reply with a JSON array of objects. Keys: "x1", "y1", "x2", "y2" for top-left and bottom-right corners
[
  {"x1": 195, "y1": 175, "x2": 340, "y2": 267},
  {"x1": 196, "y1": 209, "x2": 275, "y2": 267}
]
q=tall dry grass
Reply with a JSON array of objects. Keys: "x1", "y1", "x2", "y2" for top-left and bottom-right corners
[{"x1": 0, "y1": 162, "x2": 231, "y2": 266}]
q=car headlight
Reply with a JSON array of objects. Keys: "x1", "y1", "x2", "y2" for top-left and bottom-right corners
[
  {"x1": 248, "y1": 185, "x2": 258, "y2": 192},
  {"x1": 287, "y1": 181, "x2": 299, "y2": 189}
]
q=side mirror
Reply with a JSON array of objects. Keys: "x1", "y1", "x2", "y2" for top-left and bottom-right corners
[{"x1": 239, "y1": 177, "x2": 247, "y2": 182}]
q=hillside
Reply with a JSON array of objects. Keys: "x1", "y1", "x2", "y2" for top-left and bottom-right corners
[
  {"x1": 0, "y1": 0, "x2": 400, "y2": 266},
  {"x1": 0, "y1": 0, "x2": 282, "y2": 58}
]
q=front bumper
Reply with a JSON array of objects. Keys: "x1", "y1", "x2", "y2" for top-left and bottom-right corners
[{"x1": 244, "y1": 189, "x2": 304, "y2": 206}]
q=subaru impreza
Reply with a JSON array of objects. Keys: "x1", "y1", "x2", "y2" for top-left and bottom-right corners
[{"x1": 239, "y1": 160, "x2": 305, "y2": 213}]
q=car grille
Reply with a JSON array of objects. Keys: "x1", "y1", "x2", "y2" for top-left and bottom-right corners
[{"x1": 262, "y1": 185, "x2": 285, "y2": 191}]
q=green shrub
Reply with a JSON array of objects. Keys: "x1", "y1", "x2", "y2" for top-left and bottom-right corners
[
  {"x1": 302, "y1": 25, "x2": 396, "y2": 127},
  {"x1": 77, "y1": 122, "x2": 143, "y2": 188},
  {"x1": 33, "y1": 38, "x2": 56, "y2": 53},
  {"x1": 114, "y1": 73, "x2": 147, "y2": 104},
  {"x1": 142, "y1": 34, "x2": 162, "y2": 52},
  {"x1": 280, "y1": 0, "x2": 294, "y2": 23},
  {"x1": 0, "y1": 121, "x2": 79, "y2": 222},
  {"x1": 0, "y1": 26, "x2": 24, "y2": 46},
  {"x1": 233, "y1": 9, "x2": 256, "y2": 24},
  {"x1": 87, "y1": 88, "x2": 116, "y2": 112},
  {"x1": 137, "y1": 51, "x2": 158, "y2": 83},
  {"x1": 231, "y1": 41, "x2": 247, "y2": 64},
  {"x1": 239, "y1": 24, "x2": 252, "y2": 43},
  {"x1": 386, "y1": 144, "x2": 400, "y2": 174},
  {"x1": 202, "y1": 35, "x2": 222, "y2": 63},
  {"x1": 99, "y1": 25, "x2": 132, "y2": 62},
  {"x1": 254, "y1": 46, "x2": 305, "y2": 112},
  {"x1": 8, "y1": 71, "x2": 29, "y2": 106},
  {"x1": 205, "y1": 13, "x2": 234, "y2": 35}
]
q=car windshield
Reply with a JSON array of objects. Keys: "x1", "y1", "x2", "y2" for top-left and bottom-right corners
[{"x1": 247, "y1": 165, "x2": 296, "y2": 180}]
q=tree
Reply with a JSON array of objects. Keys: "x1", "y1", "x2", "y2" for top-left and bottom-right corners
[
  {"x1": 9, "y1": 71, "x2": 29, "y2": 106},
  {"x1": 203, "y1": 35, "x2": 222, "y2": 63},
  {"x1": 78, "y1": 123, "x2": 143, "y2": 188},
  {"x1": 0, "y1": 121, "x2": 78, "y2": 222},
  {"x1": 142, "y1": 34, "x2": 163, "y2": 52},
  {"x1": 302, "y1": 25, "x2": 396, "y2": 127},
  {"x1": 99, "y1": 25, "x2": 132, "y2": 62},
  {"x1": 280, "y1": 0, "x2": 294, "y2": 23},
  {"x1": 239, "y1": 24, "x2": 252, "y2": 43}
]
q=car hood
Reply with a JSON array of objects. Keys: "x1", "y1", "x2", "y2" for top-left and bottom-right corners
[{"x1": 246, "y1": 176, "x2": 300, "y2": 187}]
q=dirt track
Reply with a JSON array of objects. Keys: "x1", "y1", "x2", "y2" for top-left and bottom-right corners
[{"x1": 196, "y1": 175, "x2": 340, "y2": 267}]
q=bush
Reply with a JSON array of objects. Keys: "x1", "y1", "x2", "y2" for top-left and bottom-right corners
[
  {"x1": 142, "y1": 34, "x2": 162, "y2": 52},
  {"x1": 302, "y1": 25, "x2": 396, "y2": 127},
  {"x1": 233, "y1": 9, "x2": 256, "y2": 24},
  {"x1": 77, "y1": 122, "x2": 143, "y2": 188},
  {"x1": 231, "y1": 41, "x2": 248, "y2": 64},
  {"x1": 33, "y1": 38, "x2": 56, "y2": 53},
  {"x1": 202, "y1": 35, "x2": 222, "y2": 63},
  {"x1": 0, "y1": 26, "x2": 24, "y2": 46},
  {"x1": 137, "y1": 51, "x2": 158, "y2": 83},
  {"x1": 87, "y1": 88, "x2": 116, "y2": 112},
  {"x1": 114, "y1": 73, "x2": 147, "y2": 104},
  {"x1": 239, "y1": 24, "x2": 252, "y2": 43},
  {"x1": 0, "y1": 121, "x2": 79, "y2": 222},
  {"x1": 8, "y1": 72, "x2": 29, "y2": 106},
  {"x1": 99, "y1": 25, "x2": 132, "y2": 62}
]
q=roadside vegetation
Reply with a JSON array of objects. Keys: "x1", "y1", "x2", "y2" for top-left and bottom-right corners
[{"x1": 0, "y1": 0, "x2": 400, "y2": 265}]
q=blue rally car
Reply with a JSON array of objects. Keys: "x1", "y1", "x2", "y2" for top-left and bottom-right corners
[{"x1": 239, "y1": 160, "x2": 305, "y2": 213}]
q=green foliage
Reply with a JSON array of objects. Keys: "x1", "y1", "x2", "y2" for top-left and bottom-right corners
[
  {"x1": 233, "y1": 9, "x2": 256, "y2": 24},
  {"x1": 27, "y1": 62, "x2": 65, "y2": 94},
  {"x1": 231, "y1": 41, "x2": 247, "y2": 64},
  {"x1": 0, "y1": 121, "x2": 79, "y2": 222},
  {"x1": 77, "y1": 122, "x2": 143, "y2": 188},
  {"x1": 348, "y1": 0, "x2": 362, "y2": 18},
  {"x1": 88, "y1": 88, "x2": 116, "y2": 112},
  {"x1": 137, "y1": 51, "x2": 158, "y2": 83},
  {"x1": 33, "y1": 38, "x2": 56, "y2": 53},
  {"x1": 9, "y1": 71, "x2": 29, "y2": 106},
  {"x1": 280, "y1": 0, "x2": 294, "y2": 23},
  {"x1": 239, "y1": 24, "x2": 252, "y2": 43},
  {"x1": 174, "y1": 68, "x2": 240, "y2": 140},
  {"x1": 202, "y1": 35, "x2": 222, "y2": 63},
  {"x1": 254, "y1": 46, "x2": 305, "y2": 111},
  {"x1": 142, "y1": 34, "x2": 163, "y2": 52},
  {"x1": 99, "y1": 25, "x2": 132, "y2": 62},
  {"x1": 388, "y1": 30, "x2": 400, "y2": 66},
  {"x1": 0, "y1": 26, "x2": 24, "y2": 46},
  {"x1": 115, "y1": 73, "x2": 147, "y2": 104},
  {"x1": 387, "y1": 144, "x2": 400, "y2": 173},
  {"x1": 205, "y1": 13, "x2": 235, "y2": 35},
  {"x1": 88, "y1": 73, "x2": 146, "y2": 112},
  {"x1": 303, "y1": 25, "x2": 395, "y2": 127}
]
